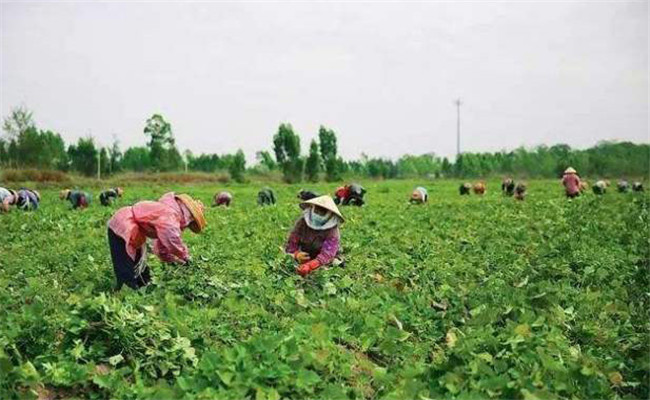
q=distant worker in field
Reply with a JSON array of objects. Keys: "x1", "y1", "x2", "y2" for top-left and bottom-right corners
[
  {"x1": 297, "y1": 190, "x2": 319, "y2": 201},
  {"x1": 285, "y1": 195, "x2": 344, "y2": 277},
  {"x1": 561, "y1": 167, "x2": 582, "y2": 198},
  {"x1": 501, "y1": 178, "x2": 515, "y2": 196},
  {"x1": 99, "y1": 187, "x2": 124, "y2": 206},
  {"x1": 409, "y1": 186, "x2": 428, "y2": 204},
  {"x1": 459, "y1": 183, "x2": 472, "y2": 195},
  {"x1": 632, "y1": 182, "x2": 644, "y2": 192},
  {"x1": 514, "y1": 182, "x2": 527, "y2": 201},
  {"x1": 617, "y1": 180, "x2": 630, "y2": 193},
  {"x1": 334, "y1": 183, "x2": 366, "y2": 206},
  {"x1": 60, "y1": 189, "x2": 92, "y2": 209},
  {"x1": 473, "y1": 182, "x2": 486, "y2": 195},
  {"x1": 579, "y1": 180, "x2": 589, "y2": 194},
  {"x1": 107, "y1": 192, "x2": 206, "y2": 290},
  {"x1": 213, "y1": 191, "x2": 233, "y2": 207},
  {"x1": 592, "y1": 180, "x2": 610, "y2": 195},
  {"x1": 257, "y1": 188, "x2": 276, "y2": 206},
  {"x1": 0, "y1": 188, "x2": 18, "y2": 212},
  {"x1": 16, "y1": 188, "x2": 40, "y2": 211}
]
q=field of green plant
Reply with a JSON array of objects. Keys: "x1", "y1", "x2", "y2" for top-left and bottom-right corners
[{"x1": 1, "y1": 179, "x2": 648, "y2": 399}]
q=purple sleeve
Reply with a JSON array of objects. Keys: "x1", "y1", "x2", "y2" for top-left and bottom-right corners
[
  {"x1": 285, "y1": 220, "x2": 302, "y2": 254},
  {"x1": 316, "y1": 233, "x2": 340, "y2": 265}
]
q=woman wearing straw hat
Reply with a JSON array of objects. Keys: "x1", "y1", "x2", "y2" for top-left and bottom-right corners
[
  {"x1": 60, "y1": 189, "x2": 92, "y2": 209},
  {"x1": 561, "y1": 167, "x2": 582, "y2": 198},
  {"x1": 285, "y1": 195, "x2": 344, "y2": 277},
  {"x1": 107, "y1": 192, "x2": 206, "y2": 290}
]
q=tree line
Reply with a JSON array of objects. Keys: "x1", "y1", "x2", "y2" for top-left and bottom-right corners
[{"x1": 1, "y1": 106, "x2": 647, "y2": 182}]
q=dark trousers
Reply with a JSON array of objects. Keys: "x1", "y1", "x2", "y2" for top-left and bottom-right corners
[{"x1": 108, "y1": 228, "x2": 150, "y2": 290}]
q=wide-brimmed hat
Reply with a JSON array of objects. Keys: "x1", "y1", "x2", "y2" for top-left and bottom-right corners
[
  {"x1": 564, "y1": 167, "x2": 577, "y2": 174},
  {"x1": 115, "y1": 187, "x2": 124, "y2": 196},
  {"x1": 59, "y1": 189, "x2": 71, "y2": 200},
  {"x1": 300, "y1": 195, "x2": 344, "y2": 222},
  {"x1": 176, "y1": 194, "x2": 206, "y2": 233}
]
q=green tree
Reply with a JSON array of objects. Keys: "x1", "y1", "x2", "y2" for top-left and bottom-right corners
[
  {"x1": 144, "y1": 114, "x2": 182, "y2": 171},
  {"x1": 2, "y1": 106, "x2": 35, "y2": 139},
  {"x1": 255, "y1": 151, "x2": 277, "y2": 171},
  {"x1": 305, "y1": 139, "x2": 321, "y2": 182},
  {"x1": 228, "y1": 149, "x2": 247, "y2": 183},
  {"x1": 12, "y1": 127, "x2": 67, "y2": 169},
  {"x1": 121, "y1": 146, "x2": 151, "y2": 172},
  {"x1": 68, "y1": 137, "x2": 98, "y2": 176},
  {"x1": 108, "y1": 140, "x2": 122, "y2": 174},
  {"x1": 273, "y1": 123, "x2": 304, "y2": 183},
  {"x1": 318, "y1": 126, "x2": 341, "y2": 181}
]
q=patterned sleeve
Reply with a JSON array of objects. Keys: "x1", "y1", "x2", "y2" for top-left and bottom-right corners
[
  {"x1": 285, "y1": 219, "x2": 302, "y2": 254},
  {"x1": 316, "y1": 229, "x2": 340, "y2": 265}
]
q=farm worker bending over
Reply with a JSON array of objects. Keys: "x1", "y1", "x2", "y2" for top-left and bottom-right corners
[
  {"x1": 286, "y1": 195, "x2": 344, "y2": 277},
  {"x1": 16, "y1": 189, "x2": 40, "y2": 211},
  {"x1": 592, "y1": 180, "x2": 610, "y2": 195},
  {"x1": 213, "y1": 191, "x2": 232, "y2": 207},
  {"x1": 107, "y1": 192, "x2": 206, "y2": 290},
  {"x1": 502, "y1": 178, "x2": 515, "y2": 196},
  {"x1": 632, "y1": 182, "x2": 644, "y2": 192},
  {"x1": 60, "y1": 189, "x2": 92, "y2": 209},
  {"x1": 334, "y1": 183, "x2": 366, "y2": 206},
  {"x1": 561, "y1": 167, "x2": 581, "y2": 198},
  {"x1": 514, "y1": 182, "x2": 527, "y2": 201},
  {"x1": 459, "y1": 183, "x2": 472, "y2": 195},
  {"x1": 0, "y1": 188, "x2": 18, "y2": 212},
  {"x1": 257, "y1": 188, "x2": 276, "y2": 206},
  {"x1": 410, "y1": 187, "x2": 428, "y2": 204},
  {"x1": 473, "y1": 182, "x2": 486, "y2": 195},
  {"x1": 100, "y1": 187, "x2": 124, "y2": 206}
]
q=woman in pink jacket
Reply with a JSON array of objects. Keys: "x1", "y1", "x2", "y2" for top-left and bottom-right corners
[{"x1": 107, "y1": 192, "x2": 206, "y2": 290}]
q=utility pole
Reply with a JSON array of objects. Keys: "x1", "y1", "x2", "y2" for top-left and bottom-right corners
[{"x1": 455, "y1": 98, "x2": 462, "y2": 158}]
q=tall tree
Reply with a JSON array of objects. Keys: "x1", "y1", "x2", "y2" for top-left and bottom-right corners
[
  {"x1": 108, "y1": 140, "x2": 122, "y2": 174},
  {"x1": 2, "y1": 106, "x2": 35, "y2": 139},
  {"x1": 122, "y1": 146, "x2": 151, "y2": 172},
  {"x1": 273, "y1": 123, "x2": 304, "y2": 183},
  {"x1": 68, "y1": 137, "x2": 98, "y2": 176},
  {"x1": 228, "y1": 149, "x2": 247, "y2": 183},
  {"x1": 255, "y1": 151, "x2": 277, "y2": 171},
  {"x1": 318, "y1": 126, "x2": 341, "y2": 181},
  {"x1": 305, "y1": 139, "x2": 321, "y2": 182},
  {"x1": 144, "y1": 114, "x2": 182, "y2": 171}
]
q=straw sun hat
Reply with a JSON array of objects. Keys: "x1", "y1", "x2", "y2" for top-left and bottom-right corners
[
  {"x1": 300, "y1": 195, "x2": 344, "y2": 223},
  {"x1": 564, "y1": 167, "x2": 577, "y2": 174},
  {"x1": 176, "y1": 194, "x2": 207, "y2": 233}
]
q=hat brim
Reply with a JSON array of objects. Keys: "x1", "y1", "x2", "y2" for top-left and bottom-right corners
[
  {"x1": 176, "y1": 194, "x2": 206, "y2": 233},
  {"x1": 300, "y1": 196, "x2": 344, "y2": 222}
]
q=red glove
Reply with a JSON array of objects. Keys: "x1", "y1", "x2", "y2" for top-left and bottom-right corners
[{"x1": 297, "y1": 259, "x2": 321, "y2": 277}]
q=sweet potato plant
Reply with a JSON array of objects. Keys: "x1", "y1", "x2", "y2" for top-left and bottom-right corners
[{"x1": 0, "y1": 180, "x2": 647, "y2": 399}]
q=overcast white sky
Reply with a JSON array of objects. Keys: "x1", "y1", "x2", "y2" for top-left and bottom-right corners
[{"x1": 1, "y1": 1, "x2": 647, "y2": 161}]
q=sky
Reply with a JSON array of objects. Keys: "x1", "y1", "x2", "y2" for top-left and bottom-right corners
[{"x1": 1, "y1": 1, "x2": 647, "y2": 162}]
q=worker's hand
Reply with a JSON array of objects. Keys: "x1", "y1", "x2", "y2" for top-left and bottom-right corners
[
  {"x1": 184, "y1": 257, "x2": 192, "y2": 266},
  {"x1": 294, "y1": 251, "x2": 311, "y2": 264},
  {"x1": 296, "y1": 260, "x2": 321, "y2": 277}
]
